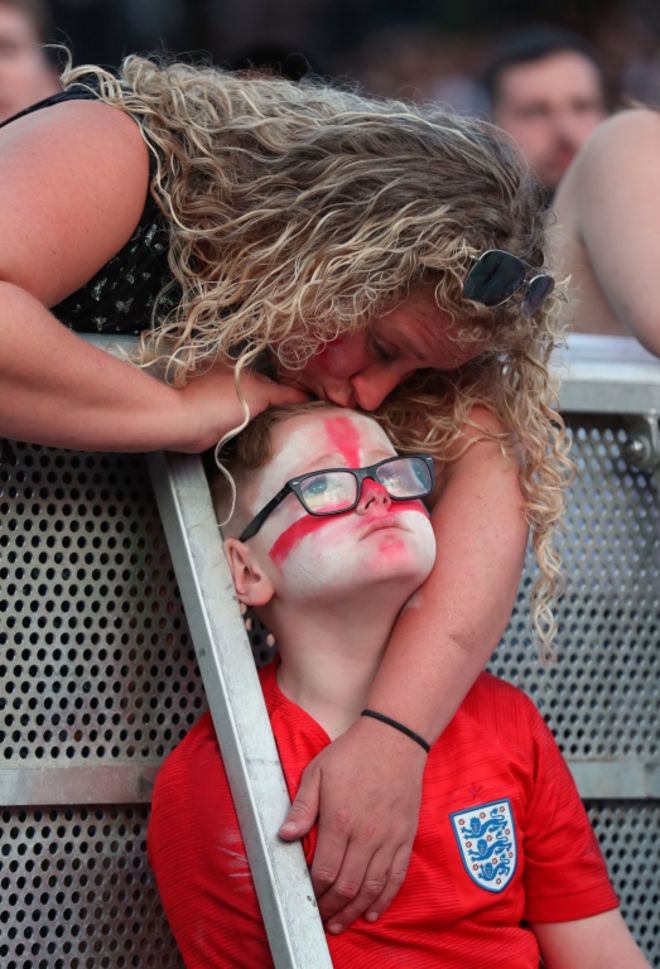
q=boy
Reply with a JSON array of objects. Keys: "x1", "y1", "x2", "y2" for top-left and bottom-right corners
[{"x1": 148, "y1": 403, "x2": 648, "y2": 968}]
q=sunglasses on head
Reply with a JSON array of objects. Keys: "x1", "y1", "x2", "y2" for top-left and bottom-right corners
[{"x1": 463, "y1": 249, "x2": 554, "y2": 316}]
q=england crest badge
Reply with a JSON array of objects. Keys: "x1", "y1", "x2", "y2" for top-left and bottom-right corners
[{"x1": 450, "y1": 799, "x2": 517, "y2": 893}]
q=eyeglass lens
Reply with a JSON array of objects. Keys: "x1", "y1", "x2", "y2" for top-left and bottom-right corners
[
  {"x1": 377, "y1": 457, "x2": 432, "y2": 497},
  {"x1": 299, "y1": 457, "x2": 432, "y2": 515},
  {"x1": 300, "y1": 472, "x2": 357, "y2": 514},
  {"x1": 463, "y1": 250, "x2": 526, "y2": 307}
]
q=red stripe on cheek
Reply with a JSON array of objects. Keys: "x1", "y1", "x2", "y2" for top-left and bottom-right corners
[
  {"x1": 324, "y1": 417, "x2": 361, "y2": 467},
  {"x1": 269, "y1": 500, "x2": 429, "y2": 565},
  {"x1": 268, "y1": 513, "x2": 346, "y2": 565}
]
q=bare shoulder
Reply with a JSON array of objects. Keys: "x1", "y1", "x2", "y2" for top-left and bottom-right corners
[
  {"x1": 434, "y1": 404, "x2": 520, "y2": 499},
  {"x1": 0, "y1": 98, "x2": 151, "y2": 304},
  {"x1": 573, "y1": 109, "x2": 660, "y2": 180},
  {"x1": 0, "y1": 97, "x2": 148, "y2": 177},
  {"x1": 587, "y1": 107, "x2": 660, "y2": 142},
  {"x1": 446, "y1": 404, "x2": 512, "y2": 461},
  {"x1": 461, "y1": 404, "x2": 507, "y2": 437},
  {"x1": 554, "y1": 109, "x2": 660, "y2": 259}
]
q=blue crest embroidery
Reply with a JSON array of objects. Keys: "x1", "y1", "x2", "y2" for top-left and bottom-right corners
[{"x1": 449, "y1": 799, "x2": 517, "y2": 893}]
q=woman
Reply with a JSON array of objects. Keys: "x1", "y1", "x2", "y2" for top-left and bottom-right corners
[{"x1": 0, "y1": 55, "x2": 569, "y2": 932}]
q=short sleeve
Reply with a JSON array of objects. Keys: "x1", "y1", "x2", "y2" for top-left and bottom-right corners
[{"x1": 521, "y1": 702, "x2": 619, "y2": 923}]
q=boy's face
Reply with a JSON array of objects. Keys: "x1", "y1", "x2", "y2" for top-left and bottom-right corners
[{"x1": 239, "y1": 409, "x2": 436, "y2": 607}]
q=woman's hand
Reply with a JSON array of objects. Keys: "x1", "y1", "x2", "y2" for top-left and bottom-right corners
[
  {"x1": 0, "y1": 282, "x2": 306, "y2": 452},
  {"x1": 175, "y1": 362, "x2": 309, "y2": 452},
  {"x1": 279, "y1": 713, "x2": 427, "y2": 932}
]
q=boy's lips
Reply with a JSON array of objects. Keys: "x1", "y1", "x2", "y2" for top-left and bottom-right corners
[
  {"x1": 360, "y1": 514, "x2": 407, "y2": 538},
  {"x1": 268, "y1": 499, "x2": 429, "y2": 565}
]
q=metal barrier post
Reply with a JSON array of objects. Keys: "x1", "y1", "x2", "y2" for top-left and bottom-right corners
[{"x1": 146, "y1": 450, "x2": 333, "y2": 969}]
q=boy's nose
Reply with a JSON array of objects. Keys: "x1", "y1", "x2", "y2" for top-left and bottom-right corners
[{"x1": 356, "y1": 478, "x2": 391, "y2": 513}]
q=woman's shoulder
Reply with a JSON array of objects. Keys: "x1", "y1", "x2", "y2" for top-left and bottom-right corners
[
  {"x1": 2, "y1": 93, "x2": 146, "y2": 161},
  {"x1": 0, "y1": 96, "x2": 151, "y2": 305},
  {"x1": 441, "y1": 404, "x2": 510, "y2": 463},
  {"x1": 0, "y1": 92, "x2": 148, "y2": 200}
]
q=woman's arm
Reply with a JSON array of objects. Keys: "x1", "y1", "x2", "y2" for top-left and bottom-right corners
[
  {"x1": 0, "y1": 282, "x2": 304, "y2": 451},
  {"x1": 0, "y1": 101, "x2": 303, "y2": 451},
  {"x1": 532, "y1": 910, "x2": 650, "y2": 969},
  {"x1": 0, "y1": 100, "x2": 151, "y2": 304},
  {"x1": 280, "y1": 408, "x2": 528, "y2": 930}
]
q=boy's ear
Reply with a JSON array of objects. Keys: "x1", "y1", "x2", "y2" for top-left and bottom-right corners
[{"x1": 223, "y1": 538, "x2": 275, "y2": 607}]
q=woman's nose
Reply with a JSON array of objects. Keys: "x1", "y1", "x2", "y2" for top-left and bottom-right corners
[
  {"x1": 356, "y1": 478, "x2": 391, "y2": 513},
  {"x1": 350, "y1": 367, "x2": 407, "y2": 411},
  {"x1": 322, "y1": 379, "x2": 357, "y2": 408}
]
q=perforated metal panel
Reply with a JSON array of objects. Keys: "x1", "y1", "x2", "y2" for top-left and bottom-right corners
[
  {"x1": 494, "y1": 416, "x2": 660, "y2": 966},
  {"x1": 1, "y1": 410, "x2": 659, "y2": 967},
  {"x1": 0, "y1": 805, "x2": 182, "y2": 969},
  {"x1": 0, "y1": 444, "x2": 196, "y2": 966},
  {"x1": 490, "y1": 418, "x2": 659, "y2": 764},
  {"x1": 586, "y1": 803, "x2": 660, "y2": 962},
  {"x1": 0, "y1": 442, "x2": 206, "y2": 779}
]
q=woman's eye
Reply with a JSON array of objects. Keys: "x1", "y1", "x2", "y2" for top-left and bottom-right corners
[{"x1": 370, "y1": 337, "x2": 396, "y2": 363}]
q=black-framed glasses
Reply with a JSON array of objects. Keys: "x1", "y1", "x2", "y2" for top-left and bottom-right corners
[
  {"x1": 463, "y1": 249, "x2": 555, "y2": 316},
  {"x1": 239, "y1": 454, "x2": 435, "y2": 542}
]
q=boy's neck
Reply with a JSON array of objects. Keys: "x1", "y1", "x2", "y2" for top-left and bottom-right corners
[{"x1": 266, "y1": 593, "x2": 404, "y2": 738}]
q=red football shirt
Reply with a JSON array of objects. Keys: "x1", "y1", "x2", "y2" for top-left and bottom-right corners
[{"x1": 148, "y1": 665, "x2": 618, "y2": 968}]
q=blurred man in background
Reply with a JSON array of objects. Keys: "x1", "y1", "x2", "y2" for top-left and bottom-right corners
[
  {"x1": 0, "y1": 0, "x2": 59, "y2": 123},
  {"x1": 483, "y1": 26, "x2": 608, "y2": 196}
]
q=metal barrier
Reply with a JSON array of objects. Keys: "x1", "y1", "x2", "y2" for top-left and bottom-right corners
[{"x1": 0, "y1": 334, "x2": 658, "y2": 968}]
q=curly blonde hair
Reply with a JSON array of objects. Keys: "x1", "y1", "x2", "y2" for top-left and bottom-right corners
[{"x1": 62, "y1": 55, "x2": 570, "y2": 654}]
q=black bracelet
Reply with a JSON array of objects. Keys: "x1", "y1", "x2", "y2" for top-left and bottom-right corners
[{"x1": 360, "y1": 709, "x2": 431, "y2": 754}]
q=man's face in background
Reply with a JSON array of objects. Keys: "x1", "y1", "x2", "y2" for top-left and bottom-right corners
[
  {"x1": 492, "y1": 50, "x2": 607, "y2": 193},
  {"x1": 0, "y1": 3, "x2": 57, "y2": 123}
]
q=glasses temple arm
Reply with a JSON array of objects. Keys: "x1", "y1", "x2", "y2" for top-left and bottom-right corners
[{"x1": 238, "y1": 484, "x2": 291, "y2": 542}]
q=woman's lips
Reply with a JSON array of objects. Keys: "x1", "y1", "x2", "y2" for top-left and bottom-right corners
[{"x1": 276, "y1": 371, "x2": 357, "y2": 408}]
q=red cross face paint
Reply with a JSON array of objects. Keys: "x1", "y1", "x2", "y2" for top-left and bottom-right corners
[{"x1": 247, "y1": 409, "x2": 436, "y2": 603}]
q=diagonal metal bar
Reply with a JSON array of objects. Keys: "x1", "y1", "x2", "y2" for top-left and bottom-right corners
[{"x1": 146, "y1": 450, "x2": 332, "y2": 969}]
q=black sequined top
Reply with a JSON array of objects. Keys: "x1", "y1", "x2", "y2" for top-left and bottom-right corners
[{"x1": 1, "y1": 88, "x2": 180, "y2": 335}]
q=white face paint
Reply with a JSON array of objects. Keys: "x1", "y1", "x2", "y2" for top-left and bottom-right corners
[
  {"x1": 249, "y1": 409, "x2": 436, "y2": 604},
  {"x1": 403, "y1": 590, "x2": 424, "y2": 611}
]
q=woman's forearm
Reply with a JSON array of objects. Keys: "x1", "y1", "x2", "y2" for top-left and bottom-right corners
[
  {"x1": 0, "y1": 282, "x2": 307, "y2": 453},
  {"x1": 365, "y1": 431, "x2": 529, "y2": 742},
  {"x1": 0, "y1": 281, "x2": 191, "y2": 451}
]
